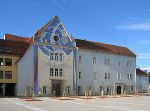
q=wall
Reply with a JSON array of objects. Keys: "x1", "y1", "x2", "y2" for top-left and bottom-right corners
[
  {"x1": 17, "y1": 46, "x2": 34, "y2": 96},
  {"x1": 0, "y1": 55, "x2": 19, "y2": 83},
  {"x1": 38, "y1": 47, "x2": 74, "y2": 96},
  {"x1": 76, "y1": 49, "x2": 136, "y2": 95},
  {"x1": 137, "y1": 75, "x2": 149, "y2": 93}
]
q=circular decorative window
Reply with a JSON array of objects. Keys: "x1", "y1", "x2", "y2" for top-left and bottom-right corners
[{"x1": 53, "y1": 35, "x2": 59, "y2": 41}]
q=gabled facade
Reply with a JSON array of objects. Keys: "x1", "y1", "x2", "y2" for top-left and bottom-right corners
[
  {"x1": 2, "y1": 16, "x2": 137, "y2": 96},
  {"x1": 136, "y1": 68, "x2": 149, "y2": 93}
]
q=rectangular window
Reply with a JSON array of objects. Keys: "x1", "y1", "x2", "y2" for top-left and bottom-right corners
[
  {"x1": 0, "y1": 58, "x2": 4, "y2": 66},
  {"x1": 108, "y1": 73, "x2": 110, "y2": 79},
  {"x1": 104, "y1": 73, "x2": 110, "y2": 79},
  {"x1": 59, "y1": 53, "x2": 63, "y2": 61},
  {"x1": 104, "y1": 73, "x2": 107, "y2": 79},
  {"x1": 130, "y1": 74, "x2": 133, "y2": 80},
  {"x1": 50, "y1": 68, "x2": 54, "y2": 76},
  {"x1": 43, "y1": 86, "x2": 47, "y2": 94},
  {"x1": 55, "y1": 69, "x2": 58, "y2": 76},
  {"x1": 127, "y1": 74, "x2": 130, "y2": 80},
  {"x1": 93, "y1": 57, "x2": 96, "y2": 64},
  {"x1": 79, "y1": 72, "x2": 82, "y2": 79},
  {"x1": 5, "y1": 58, "x2": 12, "y2": 66},
  {"x1": 55, "y1": 53, "x2": 58, "y2": 61},
  {"x1": 128, "y1": 74, "x2": 133, "y2": 80},
  {"x1": 0, "y1": 71, "x2": 3, "y2": 79},
  {"x1": 59, "y1": 69, "x2": 63, "y2": 76},
  {"x1": 5, "y1": 71, "x2": 12, "y2": 79},
  {"x1": 131, "y1": 85, "x2": 134, "y2": 91},
  {"x1": 50, "y1": 52, "x2": 54, "y2": 60},
  {"x1": 79, "y1": 56, "x2": 81, "y2": 63},
  {"x1": 117, "y1": 73, "x2": 121, "y2": 80}
]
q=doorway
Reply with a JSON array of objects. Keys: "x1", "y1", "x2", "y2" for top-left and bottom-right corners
[
  {"x1": 117, "y1": 86, "x2": 121, "y2": 94},
  {"x1": 52, "y1": 80, "x2": 62, "y2": 97},
  {"x1": 5, "y1": 83, "x2": 16, "y2": 96}
]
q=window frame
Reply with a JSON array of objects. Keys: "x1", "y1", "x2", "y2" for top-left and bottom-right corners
[
  {"x1": 0, "y1": 58, "x2": 4, "y2": 66},
  {"x1": 50, "y1": 52, "x2": 54, "y2": 60},
  {"x1": 55, "y1": 53, "x2": 58, "y2": 61},
  {"x1": 5, "y1": 58, "x2": 12, "y2": 66},
  {"x1": 50, "y1": 68, "x2": 54, "y2": 76},
  {"x1": 5, "y1": 71, "x2": 12, "y2": 79},
  {"x1": 55, "y1": 69, "x2": 58, "y2": 76},
  {"x1": 59, "y1": 69, "x2": 63, "y2": 76},
  {"x1": 79, "y1": 72, "x2": 82, "y2": 79},
  {"x1": 59, "y1": 53, "x2": 63, "y2": 61},
  {"x1": 0, "y1": 71, "x2": 3, "y2": 79},
  {"x1": 93, "y1": 57, "x2": 96, "y2": 64}
]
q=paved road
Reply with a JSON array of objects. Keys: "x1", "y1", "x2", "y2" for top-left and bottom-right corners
[{"x1": 0, "y1": 96, "x2": 150, "y2": 111}]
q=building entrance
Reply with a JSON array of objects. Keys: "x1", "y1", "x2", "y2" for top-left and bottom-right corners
[
  {"x1": 52, "y1": 80, "x2": 62, "y2": 97},
  {"x1": 117, "y1": 86, "x2": 121, "y2": 94},
  {"x1": 0, "y1": 83, "x2": 16, "y2": 96}
]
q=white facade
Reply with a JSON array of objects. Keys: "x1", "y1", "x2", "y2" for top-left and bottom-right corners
[
  {"x1": 37, "y1": 47, "x2": 75, "y2": 96},
  {"x1": 76, "y1": 49, "x2": 136, "y2": 95},
  {"x1": 18, "y1": 46, "x2": 34, "y2": 96},
  {"x1": 136, "y1": 74, "x2": 149, "y2": 93},
  {"x1": 17, "y1": 16, "x2": 137, "y2": 96}
]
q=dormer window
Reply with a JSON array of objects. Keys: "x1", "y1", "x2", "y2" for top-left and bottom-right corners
[{"x1": 53, "y1": 35, "x2": 59, "y2": 41}]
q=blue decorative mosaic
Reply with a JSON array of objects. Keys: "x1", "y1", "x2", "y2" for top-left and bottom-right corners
[{"x1": 35, "y1": 16, "x2": 76, "y2": 56}]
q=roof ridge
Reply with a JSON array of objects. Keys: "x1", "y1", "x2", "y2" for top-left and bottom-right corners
[
  {"x1": 75, "y1": 39, "x2": 136, "y2": 57},
  {"x1": 75, "y1": 38, "x2": 128, "y2": 49},
  {"x1": 5, "y1": 33, "x2": 30, "y2": 39}
]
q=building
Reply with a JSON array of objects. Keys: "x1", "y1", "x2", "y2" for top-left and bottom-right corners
[
  {"x1": 2, "y1": 16, "x2": 136, "y2": 96},
  {"x1": 136, "y1": 68, "x2": 149, "y2": 93},
  {"x1": 0, "y1": 38, "x2": 29, "y2": 96}
]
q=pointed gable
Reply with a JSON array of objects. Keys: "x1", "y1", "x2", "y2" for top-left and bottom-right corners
[{"x1": 34, "y1": 16, "x2": 76, "y2": 56}]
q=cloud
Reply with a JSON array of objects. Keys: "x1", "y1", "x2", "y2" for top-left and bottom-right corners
[
  {"x1": 137, "y1": 53, "x2": 150, "y2": 59},
  {"x1": 117, "y1": 22, "x2": 150, "y2": 30},
  {"x1": 116, "y1": 18, "x2": 150, "y2": 31},
  {"x1": 138, "y1": 40, "x2": 150, "y2": 45},
  {"x1": 141, "y1": 66, "x2": 150, "y2": 72}
]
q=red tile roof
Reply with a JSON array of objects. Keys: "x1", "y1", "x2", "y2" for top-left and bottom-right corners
[
  {"x1": 2, "y1": 34, "x2": 135, "y2": 57},
  {"x1": 75, "y1": 39, "x2": 136, "y2": 57},
  {"x1": 5, "y1": 34, "x2": 33, "y2": 43},
  {"x1": 0, "y1": 39, "x2": 30, "y2": 56},
  {"x1": 136, "y1": 68, "x2": 148, "y2": 76}
]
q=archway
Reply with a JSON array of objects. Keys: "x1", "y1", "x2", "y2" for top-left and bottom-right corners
[{"x1": 117, "y1": 86, "x2": 121, "y2": 94}]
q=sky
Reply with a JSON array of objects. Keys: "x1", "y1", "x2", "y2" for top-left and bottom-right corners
[{"x1": 0, "y1": 0, "x2": 150, "y2": 70}]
